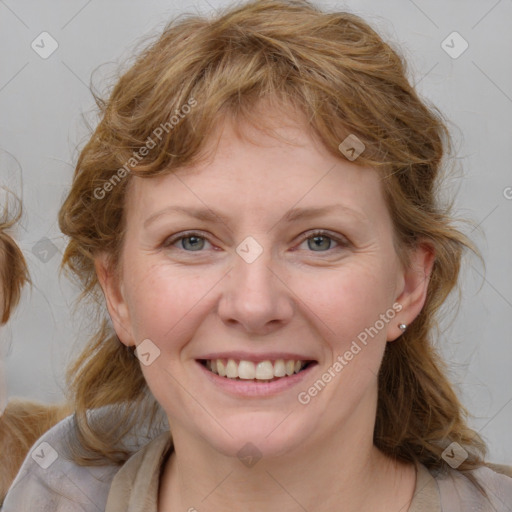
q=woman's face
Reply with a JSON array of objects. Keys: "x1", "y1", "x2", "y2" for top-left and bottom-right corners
[{"x1": 99, "y1": 110, "x2": 432, "y2": 458}]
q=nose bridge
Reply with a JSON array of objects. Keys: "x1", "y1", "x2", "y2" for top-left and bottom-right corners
[
  {"x1": 235, "y1": 242, "x2": 274, "y2": 295},
  {"x1": 232, "y1": 237, "x2": 278, "y2": 307},
  {"x1": 218, "y1": 235, "x2": 292, "y2": 333}
]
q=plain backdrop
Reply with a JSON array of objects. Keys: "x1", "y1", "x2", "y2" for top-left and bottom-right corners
[{"x1": 1, "y1": 0, "x2": 511, "y2": 463}]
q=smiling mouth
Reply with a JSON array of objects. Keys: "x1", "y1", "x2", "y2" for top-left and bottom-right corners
[{"x1": 197, "y1": 358, "x2": 317, "y2": 383}]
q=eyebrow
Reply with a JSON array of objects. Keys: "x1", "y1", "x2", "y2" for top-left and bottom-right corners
[{"x1": 143, "y1": 204, "x2": 368, "y2": 228}]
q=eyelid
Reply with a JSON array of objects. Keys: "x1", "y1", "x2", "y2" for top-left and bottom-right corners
[{"x1": 163, "y1": 229, "x2": 350, "y2": 252}]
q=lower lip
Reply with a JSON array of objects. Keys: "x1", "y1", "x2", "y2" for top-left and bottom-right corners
[{"x1": 196, "y1": 360, "x2": 318, "y2": 398}]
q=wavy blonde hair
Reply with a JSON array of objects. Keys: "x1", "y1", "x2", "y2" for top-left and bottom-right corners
[{"x1": 59, "y1": 0, "x2": 487, "y2": 477}]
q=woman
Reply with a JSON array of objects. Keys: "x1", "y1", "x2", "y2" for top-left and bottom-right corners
[
  {"x1": 3, "y1": 0, "x2": 511, "y2": 510},
  {"x1": 0, "y1": 183, "x2": 71, "y2": 505},
  {"x1": 0, "y1": 192, "x2": 28, "y2": 417},
  {"x1": 0, "y1": 188, "x2": 31, "y2": 502}
]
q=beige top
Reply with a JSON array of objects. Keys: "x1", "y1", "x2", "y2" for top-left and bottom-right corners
[
  {"x1": 104, "y1": 431, "x2": 512, "y2": 512},
  {"x1": 3, "y1": 416, "x2": 512, "y2": 511}
]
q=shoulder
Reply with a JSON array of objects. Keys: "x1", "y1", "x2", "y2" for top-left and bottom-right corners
[
  {"x1": 1, "y1": 407, "x2": 166, "y2": 512},
  {"x1": 105, "y1": 431, "x2": 172, "y2": 511},
  {"x1": 434, "y1": 463, "x2": 512, "y2": 511},
  {"x1": 1, "y1": 414, "x2": 118, "y2": 511}
]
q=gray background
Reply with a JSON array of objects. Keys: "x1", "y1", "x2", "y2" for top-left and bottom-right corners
[{"x1": 1, "y1": 0, "x2": 511, "y2": 463}]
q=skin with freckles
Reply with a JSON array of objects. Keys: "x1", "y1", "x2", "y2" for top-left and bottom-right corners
[{"x1": 97, "y1": 108, "x2": 435, "y2": 512}]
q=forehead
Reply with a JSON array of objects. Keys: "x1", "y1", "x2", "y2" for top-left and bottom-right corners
[{"x1": 126, "y1": 111, "x2": 387, "y2": 227}]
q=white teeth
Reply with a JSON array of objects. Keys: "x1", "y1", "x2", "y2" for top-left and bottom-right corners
[
  {"x1": 204, "y1": 358, "x2": 309, "y2": 380},
  {"x1": 274, "y1": 359, "x2": 286, "y2": 377},
  {"x1": 255, "y1": 361, "x2": 274, "y2": 380},
  {"x1": 217, "y1": 359, "x2": 227, "y2": 377},
  {"x1": 238, "y1": 360, "x2": 256, "y2": 380},
  {"x1": 226, "y1": 359, "x2": 238, "y2": 378}
]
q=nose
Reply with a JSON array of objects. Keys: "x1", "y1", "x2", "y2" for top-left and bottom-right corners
[{"x1": 217, "y1": 245, "x2": 294, "y2": 335}]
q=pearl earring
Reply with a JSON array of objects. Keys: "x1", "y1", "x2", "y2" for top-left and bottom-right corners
[{"x1": 398, "y1": 323, "x2": 407, "y2": 332}]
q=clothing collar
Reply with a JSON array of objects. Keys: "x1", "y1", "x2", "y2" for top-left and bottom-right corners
[{"x1": 105, "y1": 431, "x2": 440, "y2": 512}]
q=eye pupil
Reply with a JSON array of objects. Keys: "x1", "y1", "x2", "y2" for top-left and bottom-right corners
[
  {"x1": 308, "y1": 235, "x2": 331, "y2": 251},
  {"x1": 182, "y1": 236, "x2": 204, "y2": 251}
]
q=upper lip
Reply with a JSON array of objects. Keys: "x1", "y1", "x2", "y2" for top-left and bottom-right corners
[{"x1": 197, "y1": 352, "x2": 317, "y2": 363}]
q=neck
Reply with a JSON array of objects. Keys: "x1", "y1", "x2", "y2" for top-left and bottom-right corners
[{"x1": 158, "y1": 416, "x2": 416, "y2": 512}]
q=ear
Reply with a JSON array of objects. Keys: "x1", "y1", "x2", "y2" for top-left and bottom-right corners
[
  {"x1": 94, "y1": 253, "x2": 135, "y2": 347},
  {"x1": 388, "y1": 240, "x2": 435, "y2": 341}
]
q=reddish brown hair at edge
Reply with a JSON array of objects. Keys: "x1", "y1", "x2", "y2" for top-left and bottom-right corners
[
  {"x1": 0, "y1": 191, "x2": 32, "y2": 503},
  {"x1": 58, "y1": 0, "x2": 488, "y2": 485},
  {"x1": 0, "y1": 194, "x2": 28, "y2": 325}
]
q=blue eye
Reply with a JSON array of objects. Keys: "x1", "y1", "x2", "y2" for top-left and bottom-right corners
[
  {"x1": 306, "y1": 234, "x2": 335, "y2": 251},
  {"x1": 163, "y1": 230, "x2": 348, "y2": 254},
  {"x1": 166, "y1": 233, "x2": 210, "y2": 251},
  {"x1": 299, "y1": 230, "x2": 346, "y2": 252}
]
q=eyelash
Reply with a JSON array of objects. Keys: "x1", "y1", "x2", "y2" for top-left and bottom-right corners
[{"x1": 163, "y1": 229, "x2": 350, "y2": 254}]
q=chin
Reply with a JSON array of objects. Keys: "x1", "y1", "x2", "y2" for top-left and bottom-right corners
[{"x1": 197, "y1": 412, "x2": 310, "y2": 460}]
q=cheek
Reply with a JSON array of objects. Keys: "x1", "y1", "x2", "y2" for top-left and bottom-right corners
[
  {"x1": 296, "y1": 261, "x2": 396, "y2": 341},
  {"x1": 294, "y1": 266, "x2": 396, "y2": 410},
  {"x1": 123, "y1": 260, "x2": 218, "y2": 345},
  {"x1": 292, "y1": 260, "x2": 398, "y2": 399}
]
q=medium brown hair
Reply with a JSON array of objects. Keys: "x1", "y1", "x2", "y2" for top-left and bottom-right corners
[
  {"x1": 0, "y1": 194, "x2": 28, "y2": 324},
  {"x1": 59, "y1": 0, "x2": 487, "y2": 475},
  {"x1": 0, "y1": 192, "x2": 32, "y2": 505}
]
